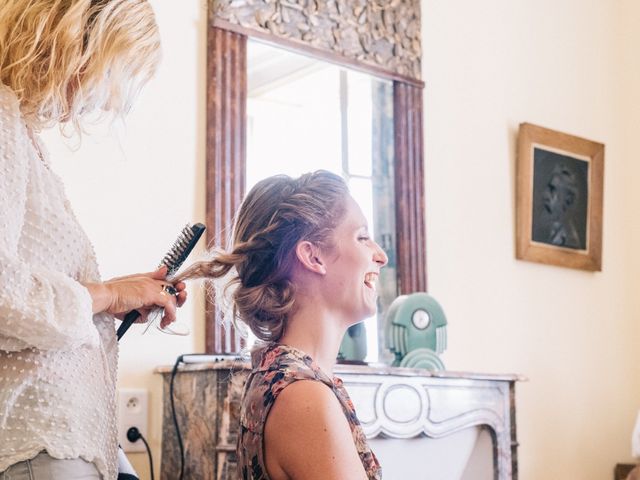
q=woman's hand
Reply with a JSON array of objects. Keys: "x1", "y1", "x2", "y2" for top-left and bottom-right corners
[{"x1": 84, "y1": 266, "x2": 187, "y2": 329}]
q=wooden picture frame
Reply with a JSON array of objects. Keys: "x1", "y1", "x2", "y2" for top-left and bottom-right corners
[{"x1": 516, "y1": 123, "x2": 604, "y2": 271}]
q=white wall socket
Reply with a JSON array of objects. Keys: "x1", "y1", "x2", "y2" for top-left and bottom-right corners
[{"x1": 117, "y1": 388, "x2": 149, "y2": 453}]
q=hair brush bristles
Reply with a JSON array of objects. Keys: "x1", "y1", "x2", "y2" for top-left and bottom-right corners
[{"x1": 161, "y1": 223, "x2": 206, "y2": 278}]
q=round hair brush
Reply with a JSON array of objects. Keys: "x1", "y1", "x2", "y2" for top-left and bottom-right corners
[{"x1": 116, "y1": 223, "x2": 206, "y2": 340}]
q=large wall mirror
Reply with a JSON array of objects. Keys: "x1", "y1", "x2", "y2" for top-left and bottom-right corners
[{"x1": 205, "y1": 1, "x2": 426, "y2": 357}]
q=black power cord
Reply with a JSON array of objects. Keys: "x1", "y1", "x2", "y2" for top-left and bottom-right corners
[
  {"x1": 126, "y1": 427, "x2": 154, "y2": 480},
  {"x1": 170, "y1": 355, "x2": 185, "y2": 480}
]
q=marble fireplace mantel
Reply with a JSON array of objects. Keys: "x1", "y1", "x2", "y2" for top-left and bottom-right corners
[{"x1": 156, "y1": 360, "x2": 522, "y2": 479}]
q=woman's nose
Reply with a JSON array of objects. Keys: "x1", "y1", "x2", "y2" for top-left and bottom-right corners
[{"x1": 373, "y1": 241, "x2": 388, "y2": 267}]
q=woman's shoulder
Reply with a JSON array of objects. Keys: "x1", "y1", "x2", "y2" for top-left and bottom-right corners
[
  {"x1": 0, "y1": 83, "x2": 27, "y2": 141},
  {"x1": 246, "y1": 344, "x2": 329, "y2": 406},
  {"x1": 0, "y1": 83, "x2": 30, "y2": 173},
  {"x1": 264, "y1": 380, "x2": 369, "y2": 480},
  {"x1": 241, "y1": 344, "x2": 333, "y2": 427},
  {"x1": 0, "y1": 83, "x2": 21, "y2": 114},
  {"x1": 268, "y1": 377, "x2": 337, "y2": 413}
]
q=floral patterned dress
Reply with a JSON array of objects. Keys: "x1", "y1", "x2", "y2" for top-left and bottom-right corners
[{"x1": 237, "y1": 343, "x2": 382, "y2": 480}]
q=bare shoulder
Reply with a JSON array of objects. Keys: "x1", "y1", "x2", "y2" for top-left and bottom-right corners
[{"x1": 264, "y1": 380, "x2": 368, "y2": 480}]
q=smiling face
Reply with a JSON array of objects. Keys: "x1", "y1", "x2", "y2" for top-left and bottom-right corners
[{"x1": 321, "y1": 195, "x2": 388, "y2": 324}]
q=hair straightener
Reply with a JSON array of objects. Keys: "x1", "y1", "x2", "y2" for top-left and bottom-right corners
[{"x1": 116, "y1": 223, "x2": 206, "y2": 341}]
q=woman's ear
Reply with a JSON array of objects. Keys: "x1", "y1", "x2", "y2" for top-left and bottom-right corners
[{"x1": 295, "y1": 241, "x2": 326, "y2": 275}]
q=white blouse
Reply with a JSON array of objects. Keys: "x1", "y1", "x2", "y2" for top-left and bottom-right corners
[{"x1": 0, "y1": 85, "x2": 118, "y2": 479}]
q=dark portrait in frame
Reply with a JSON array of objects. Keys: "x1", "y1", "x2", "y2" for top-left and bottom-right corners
[{"x1": 516, "y1": 123, "x2": 604, "y2": 271}]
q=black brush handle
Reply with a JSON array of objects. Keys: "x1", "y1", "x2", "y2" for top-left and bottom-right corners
[{"x1": 116, "y1": 310, "x2": 141, "y2": 340}]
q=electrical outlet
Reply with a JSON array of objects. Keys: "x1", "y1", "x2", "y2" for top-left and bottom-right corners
[{"x1": 117, "y1": 388, "x2": 149, "y2": 453}]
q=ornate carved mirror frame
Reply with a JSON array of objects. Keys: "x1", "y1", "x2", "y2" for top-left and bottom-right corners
[{"x1": 206, "y1": 0, "x2": 426, "y2": 354}]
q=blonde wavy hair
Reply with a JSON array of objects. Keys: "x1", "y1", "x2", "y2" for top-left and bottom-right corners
[{"x1": 0, "y1": 0, "x2": 161, "y2": 131}]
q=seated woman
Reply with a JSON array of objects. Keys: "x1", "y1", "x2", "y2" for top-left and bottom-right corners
[{"x1": 178, "y1": 171, "x2": 387, "y2": 479}]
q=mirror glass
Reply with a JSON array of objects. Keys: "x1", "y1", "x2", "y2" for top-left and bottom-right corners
[{"x1": 246, "y1": 39, "x2": 397, "y2": 363}]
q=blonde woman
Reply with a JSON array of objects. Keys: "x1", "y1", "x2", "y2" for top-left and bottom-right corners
[
  {"x1": 178, "y1": 171, "x2": 387, "y2": 479},
  {"x1": 0, "y1": 1, "x2": 185, "y2": 478}
]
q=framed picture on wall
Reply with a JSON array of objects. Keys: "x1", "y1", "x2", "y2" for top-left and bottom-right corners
[{"x1": 516, "y1": 123, "x2": 604, "y2": 271}]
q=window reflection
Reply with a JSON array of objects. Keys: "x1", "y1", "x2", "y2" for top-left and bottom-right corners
[{"x1": 246, "y1": 39, "x2": 397, "y2": 362}]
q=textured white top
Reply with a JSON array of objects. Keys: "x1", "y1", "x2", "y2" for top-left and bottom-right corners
[{"x1": 0, "y1": 85, "x2": 118, "y2": 479}]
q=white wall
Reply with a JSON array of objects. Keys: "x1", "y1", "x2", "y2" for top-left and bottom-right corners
[
  {"x1": 42, "y1": 1, "x2": 640, "y2": 479},
  {"x1": 423, "y1": 1, "x2": 640, "y2": 479},
  {"x1": 43, "y1": 1, "x2": 207, "y2": 477}
]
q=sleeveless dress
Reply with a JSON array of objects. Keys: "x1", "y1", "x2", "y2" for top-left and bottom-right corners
[{"x1": 237, "y1": 343, "x2": 382, "y2": 480}]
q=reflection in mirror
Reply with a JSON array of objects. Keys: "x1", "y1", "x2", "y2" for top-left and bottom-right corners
[{"x1": 246, "y1": 39, "x2": 397, "y2": 362}]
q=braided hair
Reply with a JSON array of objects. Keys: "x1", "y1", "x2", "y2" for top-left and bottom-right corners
[{"x1": 176, "y1": 170, "x2": 349, "y2": 342}]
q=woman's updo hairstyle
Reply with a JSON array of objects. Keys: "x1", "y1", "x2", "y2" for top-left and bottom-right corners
[{"x1": 177, "y1": 170, "x2": 349, "y2": 342}]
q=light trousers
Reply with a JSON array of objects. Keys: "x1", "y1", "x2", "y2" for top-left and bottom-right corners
[{"x1": 1, "y1": 452, "x2": 100, "y2": 480}]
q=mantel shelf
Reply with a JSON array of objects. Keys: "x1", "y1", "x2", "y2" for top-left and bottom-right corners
[{"x1": 155, "y1": 360, "x2": 526, "y2": 383}]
